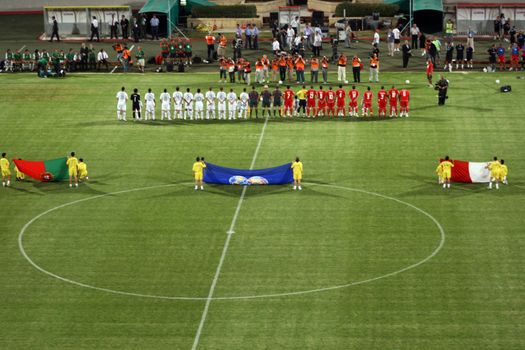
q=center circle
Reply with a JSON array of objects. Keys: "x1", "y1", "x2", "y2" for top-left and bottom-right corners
[{"x1": 19, "y1": 183, "x2": 445, "y2": 301}]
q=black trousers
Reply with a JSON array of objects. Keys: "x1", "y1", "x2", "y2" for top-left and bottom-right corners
[
  {"x1": 279, "y1": 66, "x2": 286, "y2": 81},
  {"x1": 353, "y1": 67, "x2": 360, "y2": 82},
  {"x1": 402, "y1": 55, "x2": 410, "y2": 68},
  {"x1": 90, "y1": 28, "x2": 99, "y2": 42},
  {"x1": 207, "y1": 44, "x2": 214, "y2": 60},
  {"x1": 253, "y1": 35, "x2": 258, "y2": 49},
  {"x1": 50, "y1": 30, "x2": 60, "y2": 41},
  {"x1": 411, "y1": 35, "x2": 418, "y2": 49},
  {"x1": 110, "y1": 25, "x2": 118, "y2": 39},
  {"x1": 438, "y1": 90, "x2": 447, "y2": 105},
  {"x1": 133, "y1": 103, "x2": 141, "y2": 118},
  {"x1": 245, "y1": 36, "x2": 252, "y2": 49},
  {"x1": 121, "y1": 25, "x2": 128, "y2": 39}
]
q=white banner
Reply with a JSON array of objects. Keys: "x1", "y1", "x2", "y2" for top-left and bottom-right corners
[
  {"x1": 471, "y1": 9, "x2": 485, "y2": 21},
  {"x1": 516, "y1": 9, "x2": 525, "y2": 20},
  {"x1": 62, "y1": 11, "x2": 76, "y2": 23}
]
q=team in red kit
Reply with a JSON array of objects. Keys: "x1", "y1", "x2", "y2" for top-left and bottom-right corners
[{"x1": 293, "y1": 84, "x2": 410, "y2": 118}]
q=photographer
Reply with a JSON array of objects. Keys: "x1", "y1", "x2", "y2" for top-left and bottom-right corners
[{"x1": 437, "y1": 75, "x2": 448, "y2": 105}]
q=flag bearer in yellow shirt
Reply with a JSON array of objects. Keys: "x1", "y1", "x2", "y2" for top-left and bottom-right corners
[
  {"x1": 1, "y1": 152, "x2": 11, "y2": 187},
  {"x1": 66, "y1": 151, "x2": 79, "y2": 188},
  {"x1": 291, "y1": 157, "x2": 303, "y2": 191},
  {"x1": 78, "y1": 159, "x2": 89, "y2": 181},
  {"x1": 192, "y1": 156, "x2": 206, "y2": 191},
  {"x1": 436, "y1": 156, "x2": 454, "y2": 189},
  {"x1": 486, "y1": 156, "x2": 501, "y2": 190},
  {"x1": 500, "y1": 159, "x2": 508, "y2": 185}
]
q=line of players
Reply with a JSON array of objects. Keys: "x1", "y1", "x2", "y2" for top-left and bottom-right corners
[{"x1": 115, "y1": 84, "x2": 411, "y2": 121}]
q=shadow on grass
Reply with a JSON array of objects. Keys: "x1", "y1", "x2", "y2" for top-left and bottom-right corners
[{"x1": 32, "y1": 181, "x2": 109, "y2": 196}]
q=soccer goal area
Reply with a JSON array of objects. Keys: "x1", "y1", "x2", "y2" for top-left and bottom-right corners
[{"x1": 43, "y1": 5, "x2": 132, "y2": 37}]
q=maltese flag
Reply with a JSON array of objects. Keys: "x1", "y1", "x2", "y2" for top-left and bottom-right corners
[{"x1": 441, "y1": 159, "x2": 491, "y2": 183}]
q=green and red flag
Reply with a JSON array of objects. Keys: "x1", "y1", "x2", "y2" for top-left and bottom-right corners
[{"x1": 13, "y1": 157, "x2": 68, "y2": 182}]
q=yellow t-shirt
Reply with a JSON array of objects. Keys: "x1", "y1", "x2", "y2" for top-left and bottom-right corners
[
  {"x1": 15, "y1": 166, "x2": 25, "y2": 179},
  {"x1": 296, "y1": 89, "x2": 307, "y2": 100},
  {"x1": 0, "y1": 157, "x2": 9, "y2": 172},
  {"x1": 440, "y1": 161, "x2": 454, "y2": 173},
  {"x1": 78, "y1": 162, "x2": 88, "y2": 176},
  {"x1": 67, "y1": 157, "x2": 78, "y2": 171},
  {"x1": 192, "y1": 161, "x2": 206, "y2": 174},
  {"x1": 435, "y1": 163, "x2": 443, "y2": 175},
  {"x1": 291, "y1": 161, "x2": 303, "y2": 175},
  {"x1": 500, "y1": 164, "x2": 508, "y2": 176},
  {"x1": 488, "y1": 161, "x2": 501, "y2": 176}
]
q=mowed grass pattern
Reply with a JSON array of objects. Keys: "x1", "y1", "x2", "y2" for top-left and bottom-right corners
[{"x1": 1, "y1": 72, "x2": 524, "y2": 349}]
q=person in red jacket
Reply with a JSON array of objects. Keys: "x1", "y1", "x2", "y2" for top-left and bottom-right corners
[
  {"x1": 326, "y1": 86, "x2": 336, "y2": 117},
  {"x1": 426, "y1": 59, "x2": 434, "y2": 87},
  {"x1": 306, "y1": 86, "x2": 317, "y2": 117},
  {"x1": 348, "y1": 85, "x2": 359, "y2": 117},
  {"x1": 399, "y1": 88, "x2": 410, "y2": 117},
  {"x1": 377, "y1": 86, "x2": 387, "y2": 117},
  {"x1": 336, "y1": 84, "x2": 346, "y2": 117},
  {"x1": 388, "y1": 85, "x2": 399, "y2": 117},
  {"x1": 362, "y1": 86, "x2": 373, "y2": 116},
  {"x1": 317, "y1": 86, "x2": 327, "y2": 117}
]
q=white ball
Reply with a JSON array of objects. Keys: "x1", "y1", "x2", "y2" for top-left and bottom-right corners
[
  {"x1": 278, "y1": 80, "x2": 283, "y2": 85},
  {"x1": 344, "y1": 80, "x2": 349, "y2": 84},
  {"x1": 483, "y1": 67, "x2": 488, "y2": 73},
  {"x1": 405, "y1": 79, "x2": 410, "y2": 84},
  {"x1": 495, "y1": 79, "x2": 500, "y2": 84}
]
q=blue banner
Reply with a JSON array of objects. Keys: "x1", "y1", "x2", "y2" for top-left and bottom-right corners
[{"x1": 203, "y1": 162, "x2": 293, "y2": 185}]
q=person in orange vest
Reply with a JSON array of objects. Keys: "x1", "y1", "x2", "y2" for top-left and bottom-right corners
[
  {"x1": 337, "y1": 53, "x2": 347, "y2": 82},
  {"x1": 309, "y1": 56, "x2": 319, "y2": 83},
  {"x1": 369, "y1": 53, "x2": 379, "y2": 82},
  {"x1": 236, "y1": 57, "x2": 245, "y2": 83},
  {"x1": 351, "y1": 55, "x2": 361, "y2": 83},
  {"x1": 227, "y1": 58, "x2": 236, "y2": 83},
  {"x1": 295, "y1": 55, "x2": 305, "y2": 83},
  {"x1": 218, "y1": 33, "x2": 227, "y2": 57},
  {"x1": 160, "y1": 38, "x2": 169, "y2": 59},
  {"x1": 219, "y1": 57, "x2": 228, "y2": 83},
  {"x1": 261, "y1": 54, "x2": 270, "y2": 82},
  {"x1": 321, "y1": 56, "x2": 329, "y2": 84},
  {"x1": 122, "y1": 46, "x2": 131, "y2": 72},
  {"x1": 271, "y1": 57, "x2": 279, "y2": 83},
  {"x1": 255, "y1": 58, "x2": 264, "y2": 84},
  {"x1": 205, "y1": 32, "x2": 216, "y2": 61},
  {"x1": 286, "y1": 54, "x2": 294, "y2": 82},
  {"x1": 243, "y1": 59, "x2": 252, "y2": 85},
  {"x1": 278, "y1": 54, "x2": 287, "y2": 82}
]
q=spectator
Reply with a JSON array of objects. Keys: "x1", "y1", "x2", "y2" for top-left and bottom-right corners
[
  {"x1": 49, "y1": 16, "x2": 60, "y2": 42},
  {"x1": 287, "y1": 26, "x2": 295, "y2": 49},
  {"x1": 401, "y1": 40, "x2": 411, "y2": 68},
  {"x1": 410, "y1": 24, "x2": 420, "y2": 49},
  {"x1": 271, "y1": 20, "x2": 279, "y2": 39},
  {"x1": 445, "y1": 19, "x2": 454, "y2": 42},
  {"x1": 295, "y1": 55, "x2": 305, "y2": 83},
  {"x1": 309, "y1": 56, "x2": 319, "y2": 83},
  {"x1": 235, "y1": 23, "x2": 242, "y2": 39},
  {"x1": 344, "y1": 24, "x2": 353, "y2": 48},
  {"x1": 245, "y1": 24, "x2": 252, "y2": 49},
  {"x1": 132, "y1": 23, "x2": 140, "y2": 42},
  {"x1": 218, "y1": 33, "x2": 227, "y2": 57},
  {"x1": 373, "y1": 29, "x2": 380, "y2": 46},
  {"x1": 437, "y1": 75, "x2": 448, "y2": 105},
  {"x1": 466, "y1": 27, "x2": 475, "y2": 51},
  {"x1": 97, "y1": 48, "x2": 109, "y2": 71},
  {"x1": 321, "y1": 56, "x2": 329, "y2": 83},
  {"x1": 387, "y1": 28, "x2": 395, "y2": 56},
  {"x1": 252, "y1": 24, "x2": 259, "y2": 50},
  {"x1": 139, "y1": 13, "x2": 147, "y2": 39},
  {"x1": 150, "y1": 15, "x2": 159, "y2": 40},
  {"x1": 205, "y1": 32, "x2": 216, "y2": 61},
  {"x1": 304, "y1": 23, "x2": 313, "y2": 49},
  {"x1": 312, "y1": 31, "x2": 322, "y2": 57},
  {"x1": 487, "y1": 43, "x2": 497, "y2": 71},
  {"x1": 136, "y1": 46, "x2": 145, "y2": 73},
  {"x1": 121, "y1": 46, "x2": 130, "y2": 72},
  {"x1": 120, "y1": 15, "x2": 129, "y2": 39},
  {"x1": 419, "y1": 32, "x2": 426, "y2": 55},
  {"x1": 65, "y1": 49, "x2": 76, "y2": 72},
  {"x1": 291, "y1": 16, "x2": 299, "y2": 35},
  {"x1": 90, "y1": 16, "x2": 100, "y2": 42},
  {"x1": 160, "y1": 38, "x2": 169, "y2": 59},
  {"x1": 80, "y1": 43, "x2": 89, "y2": 70},
  {"x1": 392, "y1": 26, "x2": 400, "y2": 51},
  {"x1": 352, "y1": 55, "x2": 361, "y2": 83},
  {"x1": 369, "y1": 53, "x2": 379, "y2": 82},
  {"x1": 109, "y1": 14, "x2": 118, "y2": 39},
  {"x1": 272, "y1": 37, "x2": 280, "y2": 55},
  {"x1": 337, "y1": 53, "x2": 346, "y2": 82},
  {"x1": 493, "y1": 15, "x2": 501, "y2": 40}
]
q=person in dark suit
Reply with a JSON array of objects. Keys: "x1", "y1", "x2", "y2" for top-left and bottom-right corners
[
  {"x1": 401, "y1": 40, "x2": 411, "y2": 68},
  {"x1": 109, "y1": 14, "x2": 118, "y2": 39},
  {"x1": 49, "y1": 16, "x2": 60, "y2": 42},
  {"x1": 437, "y1": 75, "x2": 448, "y2": 105},
  {"x1": 120, "y1": 15, "x2": 129, "y2": 39}
]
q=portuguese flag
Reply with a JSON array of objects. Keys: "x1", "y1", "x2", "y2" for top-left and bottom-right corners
[{"x1": 13, "y1": 157, "x2": 69, "y2": 182}]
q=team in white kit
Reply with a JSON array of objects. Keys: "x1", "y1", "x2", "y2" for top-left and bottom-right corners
[{"x1": 116, "y1": 86, "x2": 253, "y2": 121}]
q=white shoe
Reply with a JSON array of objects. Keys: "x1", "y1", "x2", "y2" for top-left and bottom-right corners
[
  {"x1": 69, "y1": 184, "x2": 72, "y2": 188},
  {"x1": 194, "y1": 185, "x2": 198, "y2": 190},
  {"x1": 293, "y1": 186, "x2": 297, "y2": 190},
  {"x1": 200, "y1": 186, "x2": 204, "y2": 191},
  {"x1": 298, "y1": 186, "x2": 302, "y2": 190},
  {"x1": 75, "y1": 183, "x2": 79, "y2": 187}
]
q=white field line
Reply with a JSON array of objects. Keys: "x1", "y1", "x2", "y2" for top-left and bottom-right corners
[{"x1": 191, "y1": 116, "x2": 270, "y2": 350}]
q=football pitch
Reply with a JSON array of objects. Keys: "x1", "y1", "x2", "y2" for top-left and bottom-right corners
[{"x1": 1, "y1": 72, "x2": 525, "y2": 349}]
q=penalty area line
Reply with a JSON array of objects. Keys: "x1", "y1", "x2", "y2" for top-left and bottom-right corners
[{"x1": 191, "y1": 116, "x2": 269, "y2": 350}]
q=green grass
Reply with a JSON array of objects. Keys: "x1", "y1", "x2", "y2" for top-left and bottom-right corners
[{"x1": 1, "y1": 71, "x2": 525, "y2": 349}]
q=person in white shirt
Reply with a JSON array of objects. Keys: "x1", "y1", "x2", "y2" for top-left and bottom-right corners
[
  {"x1": 90, "y1": 16, "x2": 100, "y2": 42},
  {"x1": 392, "y1": 27, "x2": 401, "y2": 51},
  {"x1": 116, "y1": 86, "x2": 128, "y2": 121},
  {"x1": 183, "y1": 88, "x2": 194, "y2": 120},
  {"x1": 172, "y1": 86, "x2": 183, "y2": 119},
  {"x1": 238, "y1": 88, "x2": 249, "y2": 119},
  {"x1": 205, "y1": 87, "x2": 216, "y2": 119},
  {"x1": 373, "y1": 29, "x2": 380, "y2": 46},
  {"x1": 97, "y1": 49, "x2": 109, "y2": 71},
  {"x1": 159, "y1": 88, "x2": 171, "y2": 120},
  {"x1": 410, "y1": 24, "x2": 420, "y2": 49},
  {"x1": 144, "y1": 88, "x2": 155, "y2": 120},
  {"x1": 216, "y1": 87, "x2": 227, "y2": 120},
  {"x1": 226, "y1": 88, "x2": 237, "y2": 120},
  {"x1": 272, "y1": 38, "x2": 280, "y2": 55},
  {"x1": 287, "y1": 27, "x2": 295, "y2": 49},
  {"x1": 290, "y1": 16, "x2": 299, "y2": 35},
  {"x1": 194, "y1": 88, "x2": 204, "y2": 120}
]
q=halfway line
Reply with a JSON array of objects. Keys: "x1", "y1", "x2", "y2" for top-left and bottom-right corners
[{"x1": 191, "y1": 116, "x2": 270, "y2": 350}]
